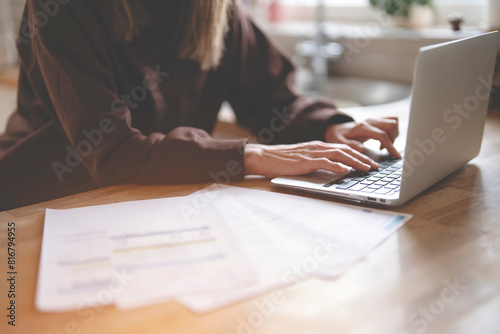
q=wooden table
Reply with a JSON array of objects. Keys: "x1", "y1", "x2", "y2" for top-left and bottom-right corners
[{"x1": 1, "y1": 112, "x2": 500, "y2": 334}]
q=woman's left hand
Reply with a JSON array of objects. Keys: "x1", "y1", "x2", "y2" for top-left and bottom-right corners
[{"x1": 325, "y1": 117, "x2": 401, "y2": 158}]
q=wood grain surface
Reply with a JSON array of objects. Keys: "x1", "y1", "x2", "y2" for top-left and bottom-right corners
[{"x1": 1, "y1": 113, "x2": 499, "y2": 334}]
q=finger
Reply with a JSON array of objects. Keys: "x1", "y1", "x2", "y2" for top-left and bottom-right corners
[
  {"x1": 287, "y1": 143, "x2": 379, "y2": 169},
  {"x1": 366, "y1": 118, "x2": 399, "y2": 142},
  {"x1": 334, "y1": 137, "x2": 365, "y2": 153},
  {"x1": 383, "y1": 116, "x2": 399, "y2": 125},
  {"x1": 278, "y1": 141, "x2": 334, "y2": 152},
  {"x1": 365, "y1": 118, "x2": 398, "y2": 142},
  {"x1": 336, "y1": 146, "x2": 379, "y2": 169},
  {"x1": 356, "y1": 123, "x2": 401, "y2": 158},
  {"x1": 279, "y1": 157, "x2": 350, "y2": 176},
  {"x1": 275, "y1": 151, "x2": 371, "y2": 175},
  {"x1": 283, "y1": 141, "x2": 362, "y2": 154},
  {"x1": 306, "y1": 145, "x2": 379, "y2": 169},
  {"x1": 322, "y1": 149, "x2": 372, "y2": 172},
  {"x1": 314, "y1": 158, "x2": 351, "y2": 174}
]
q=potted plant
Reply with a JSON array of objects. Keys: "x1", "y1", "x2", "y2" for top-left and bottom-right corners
[{"x1": 369, "y1": 0, "x2": 435, "y2": 29}]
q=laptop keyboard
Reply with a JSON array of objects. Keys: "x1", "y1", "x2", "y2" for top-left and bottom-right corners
[{"x1": 323, "y1": 157, "x2": 403, "y2": 196}]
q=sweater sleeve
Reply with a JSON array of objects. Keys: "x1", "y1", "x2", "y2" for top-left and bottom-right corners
[
  {"x1": 24, "y1": 1, "x2": 246, "y2": 186},
  {"x1": 226, "y1": 4, "x2": 353, "y2": 145}
]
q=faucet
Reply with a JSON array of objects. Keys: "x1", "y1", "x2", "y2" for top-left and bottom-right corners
[
  {"x1": 312, "y1": 0, "x2": 327, "y2": 91},
  {"x1": 294, "y1": 0, "x2": 343, "y2": 94}
]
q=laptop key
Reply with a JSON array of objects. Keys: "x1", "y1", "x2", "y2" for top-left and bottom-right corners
[
  {"x1": 347, "y1": 183, "x2": 367, "y2": 191},
  {"x1": 360, "y1": 181, "x2": 374, "y2": 185},
  {"x1": 335, "y1": 180, "x2": 359, "y2": 189},
  {"x1": 349, "y1": 171, "x2": 370, "y2": 177},
  {"x1": 374, "y1": 181, "x2": 389, "y2": 186}
]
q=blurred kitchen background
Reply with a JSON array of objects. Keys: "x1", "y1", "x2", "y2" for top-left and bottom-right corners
[{"x1": 1, "y1": 0, "x2": 499, "y2": 135}]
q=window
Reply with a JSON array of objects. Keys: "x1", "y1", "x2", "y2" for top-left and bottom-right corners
[
  {"x1": 269, "y1": 0, "x2": 488, "y2": 26},
  {"x1": 279, "y1": 0, "x2": 487, "y2": 5},
  {"x1": 280, "y1": 0, "x2": 367, "y2": 5}
]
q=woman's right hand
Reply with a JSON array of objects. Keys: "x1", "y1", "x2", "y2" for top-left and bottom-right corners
[{"x1": 244, "y1": 141, "x2": 379, "y2": 178}]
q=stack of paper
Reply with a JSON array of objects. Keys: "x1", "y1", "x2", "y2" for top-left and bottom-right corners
[{"x1": 36, "y1": 185, "x2": 412, "y2": 313}]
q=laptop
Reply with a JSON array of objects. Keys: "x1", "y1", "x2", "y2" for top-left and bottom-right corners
[{"x1": 271, "y1": 31, "x2": 499, "y2": 207}]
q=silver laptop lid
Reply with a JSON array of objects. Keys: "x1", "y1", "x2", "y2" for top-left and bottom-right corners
[{"x1": 399, "y1": 31, "x2": 499, "y2": 204}]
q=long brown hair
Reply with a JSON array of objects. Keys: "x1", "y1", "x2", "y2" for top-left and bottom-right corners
[{"x1": 105, "y1": 0, "x2": 233, "y2": 70}]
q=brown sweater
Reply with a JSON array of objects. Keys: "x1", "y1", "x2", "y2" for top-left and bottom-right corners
[{"x1": 0, "y1": 0, "x2": 352, "y2": 210}]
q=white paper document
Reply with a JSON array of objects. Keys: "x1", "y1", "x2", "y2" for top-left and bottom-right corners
[
  {"x1": 36, "y1": 196, "x2": 255, "y2": 312},
  {"x1": 178, "y1": 185, "x2": 412, "y2": 312},
  {"x1": 37, "y1": 184, "x2": 412, "y2": 313}
]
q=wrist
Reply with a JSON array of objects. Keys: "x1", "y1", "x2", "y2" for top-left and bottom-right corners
[
  {"x1": 324, "y1": 114, "x2": 354, "y2": 141},
  {"x1": 325, "y1": 123, "x2": 339, "y2": 143},
  {"x1": 244, "y1": 143, "x2": 264, "y2": 176}
]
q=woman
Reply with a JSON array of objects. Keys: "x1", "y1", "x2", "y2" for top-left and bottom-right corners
[{"x1": 0, "y1": 0, "x2": 399, "y2": 210}]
